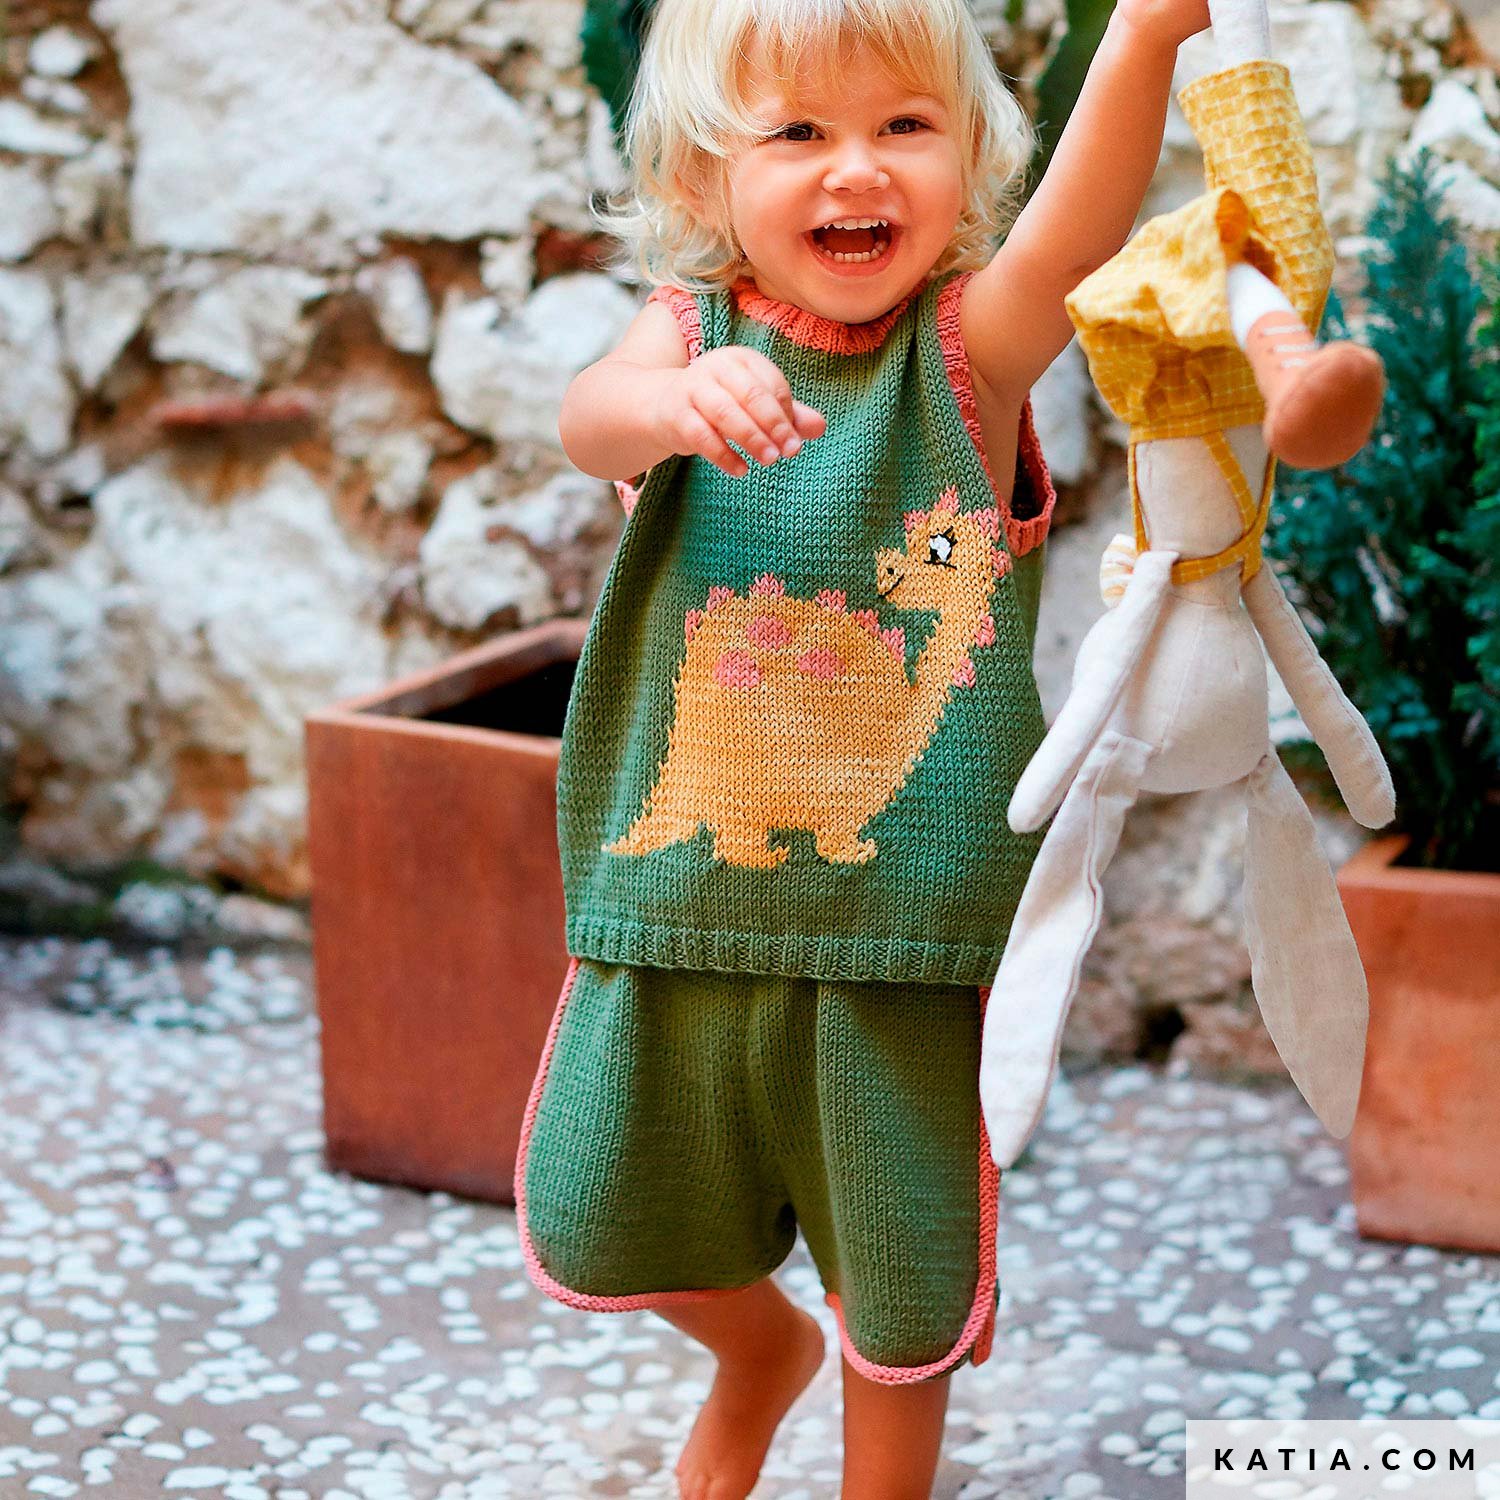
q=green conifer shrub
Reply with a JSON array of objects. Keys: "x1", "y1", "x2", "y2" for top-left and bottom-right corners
[{"x1": 1266, "y1": 151, "x2": 1499, "y2": 871}]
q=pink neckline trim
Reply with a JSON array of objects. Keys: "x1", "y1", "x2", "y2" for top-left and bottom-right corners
[{"x1": 730, "y1": 276, "x2": 921, "y2": 354}]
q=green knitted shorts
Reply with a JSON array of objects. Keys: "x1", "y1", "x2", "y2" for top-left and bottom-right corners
[{"x1": 516, "y1": 957, "x2": 1001, "y2": 1384}]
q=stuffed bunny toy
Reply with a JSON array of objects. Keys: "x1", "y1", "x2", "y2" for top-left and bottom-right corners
[{"x1": 980, "y1": 0, "x2": 1394, "y2": 1169}]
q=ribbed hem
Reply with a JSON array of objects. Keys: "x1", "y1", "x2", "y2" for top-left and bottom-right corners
[{"x1": 565, "y1": 913, "x2": 1004, "y2": 987}]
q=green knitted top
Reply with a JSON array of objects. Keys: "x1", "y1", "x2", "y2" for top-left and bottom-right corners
[{"x1": 555, "y1": 269, "x2": 1056, "y2": 986}]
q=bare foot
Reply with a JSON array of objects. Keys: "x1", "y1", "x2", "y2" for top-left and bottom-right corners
[{"x1": 675, "y1": 1306, "x2": 824, "y2": 1500}]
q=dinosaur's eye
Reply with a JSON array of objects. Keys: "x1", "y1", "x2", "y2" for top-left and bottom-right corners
[{"x1": 927, "y1": 531, "x2": 955, "y2": 565}]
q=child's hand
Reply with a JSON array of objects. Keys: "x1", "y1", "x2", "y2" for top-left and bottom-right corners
[
  {"x1": 1114, "y1": 0, "x2": 1211, "y2": 48},
  {"x1": 653, "y1": 347, "x2": 826, "y2": 478}
]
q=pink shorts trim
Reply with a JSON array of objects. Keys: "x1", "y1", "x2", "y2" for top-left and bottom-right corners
[
  {"x1": 936, "y1": 272, "x2": 1057, "y2": 558},
  {"x1": 514, "y1": 956, "x2": 755, "y2": 1312},
  {"x1": 516, "y1": 963, "x2": 1003, "y2": 1359},
  {"x1": 822, "y1": 979, "x2": 1001, "y2": 1385}
]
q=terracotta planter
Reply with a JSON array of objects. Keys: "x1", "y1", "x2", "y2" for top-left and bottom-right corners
[
  {"x1": 304, "y1": 619, "x2": 586, "y2": 1205},
  {"x1": 1339, "y1": 836, "x2": 1500, "y2": 1252}
]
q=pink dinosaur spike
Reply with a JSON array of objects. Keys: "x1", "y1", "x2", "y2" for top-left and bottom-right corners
[
  {"x1": 706, "y1": 585, "x2": 735, "y2": 611},
  {"x1": 685, "y1": 609, "x2": 704, "y2": 642},
  {"x1": 713, "y1": 649, "x2": 763, "y2": 689},
  {"x1": 992, "y1": 548, "x2": 1011, "y2": 578},
  {"x1": 904, "y1": 508, "x2": 927, "y2": 534},
  {"x1": 749, "y1": 573, "x2": 785, "y2": 597},
  {"x1": 973, "y1": 507, "x2": 1000, "y2": 541},
  {"x1": 797, "y1": 647, "x2": 847, "y2": 679},
  {"x1": 747, "y1": 614, "x2": 794, "y2": 650},
  {"x1": 815, "y1": 588, "x2": 847, "y2": 612},
  {"x1": 974, "y1": 613, "x2": 996, "y2": 647},
  {"x1": 880, "y1": 625, "x2": 905, "y2": 661},
  {"x1": 952, "y1": 653, "x2": 976, "y2": 688},
  {"x1": 932, "y1": 486, "x2": 960, "y2": 516},
  {"x1": 851, "y1": 608, "x2": 879, "y2": 634}
]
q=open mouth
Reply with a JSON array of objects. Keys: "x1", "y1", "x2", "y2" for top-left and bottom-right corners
[{"x1": 808, "y1": 218, "x2": 896, "y2": 265}]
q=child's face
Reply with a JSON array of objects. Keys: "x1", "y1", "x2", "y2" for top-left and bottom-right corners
[{"x1": 724, "y1": 42, "x2": 965, "y2": 323}]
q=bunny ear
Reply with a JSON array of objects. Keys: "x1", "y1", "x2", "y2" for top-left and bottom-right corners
[
  {"x1": 972, "y1": 506, "x2": 1000, "y2": 541},
  {"x1": 932, "y1": 486, "x2": 960, "y2": 516},
  {"x1": 904, "y1": 508, "x2": 927, "y2": 535}
]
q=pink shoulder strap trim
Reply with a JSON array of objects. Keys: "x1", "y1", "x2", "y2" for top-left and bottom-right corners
[
  {"x1": 826, "y1": 980, "x2": 1001, "y2": 1384},
  {"x1": 646, "y1": 284, "x2": 704, "y2": 361},
  {"x1": 514, "y1": 956, "x2": 752, "y2": 1312},
  {"x1": 936, "y1": 272, "x2": 1056, "y2": 558},
  {"x1": 613, "y1": 478, "x2": 640, "y2": 517}
]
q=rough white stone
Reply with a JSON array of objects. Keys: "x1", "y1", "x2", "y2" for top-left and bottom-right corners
[
  {"x1": 2, "y1": 457, "x2": 399, "y2": 870},
  {"x1": 51, "y1": 140, "x2": 128, "y2": 242},
  {"x1": 394, "y1": 0, "x2": 487, "y2": 38},
  {"x1": 419, "y1": 468, "x2": 555, "y2": 629},
  {"x1": 493, "y1": 469, "x2": 611, "y2": 550},
  {"x1": 0, "y1": 164, "x2": 60, "y2": 261},
  {"x1": 0, "y1": 544, "x2": 148, "y2": 777},
  {"x1": 22, "y1": 76, "x2": 91, "y2": 116},
  {"x1": 1429, "y1": 156, "x2": 1500, "y2": 230},
  {"x1": 354, "y1": 258, "x2": 434, "y2": 356},
  {"x1": 0, "y1": 99, "x2": 91, "y2": 156},
  {"x1": 1032, "y1": 490, "x2": 1121, "y2": 721},
  {"x1": 431, "y1": 273, "x2": 638, "y2": 447},
  {"x1": 28, "y1": 25, "x2": 98, "y2": 79},
  {"x1": 62, "y1": 272, "x2": 153, "y2": 391},
  {"x1": 456, "y1": 0, "x2": 584, "y2": 70},
  {"x1": 95, "y1": 0, "x2": 542, "y2": 260},
  {"x1": 585, "y1": 94, "x2": 629, "y2": 199},
  {"x1": 367, "y1": 433, "x2": 434, "y2": 513},
  {"x1": 1451, "y1": 0, "x2": 1500, "y2": 55},
  {"x1": 88, "y1": 459, "x2": 390, "y2": 753},
  {"x1": 0, "y1": 485, "x2": 41, "y2": 573},
  {"x1": 33, "y1": 445, "x2": 108, "y2": 520},
  {"x1": 0, "y1": 270, "x2": 76, "y2": 461},
  {"x1": 1030, "y1": 340, "x2": 1094, "y2": 488},
  {"x1": 151, "y1": 266, "x2": 329, "y2": 383},
  {"x1": 478, "y1": 238, "x2": 535, "y2": 304},
  {"x1": 1410, "y1": 78, "x2": 1500, "y2": 175}
]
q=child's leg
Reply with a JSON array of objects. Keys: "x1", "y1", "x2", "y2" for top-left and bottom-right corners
[
  {"x1": 655, "y1": 1278, "x2": 824, "y2": 1500},
  {"x1": 1229, "y1": 262, "x2": 1384, "y2": 469},
  {"x1": 841, "y1": 1363, "x2": 951, "y2": 1500}
]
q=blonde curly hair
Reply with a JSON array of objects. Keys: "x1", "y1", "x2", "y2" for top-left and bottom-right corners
[{"x1": 597, "y1": 0, "x2": 1034, "y2": 291}]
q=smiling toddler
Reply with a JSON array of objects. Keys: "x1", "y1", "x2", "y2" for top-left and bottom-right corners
[{"x1": 515, "y1": 0, "x2": 1219, "y2": 1493}]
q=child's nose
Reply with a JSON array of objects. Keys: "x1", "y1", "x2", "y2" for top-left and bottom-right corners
[{"x1": 822, "y1": 147, "x2": 889, "y2": 194}]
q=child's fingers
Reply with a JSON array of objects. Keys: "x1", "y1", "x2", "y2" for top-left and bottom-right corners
[
  {"x1": 690, "y1": 382, "x2": 783, "y2": 469},
  {"x1": 674, "y1": 406, "x2": 748, "y2": 477},
  {"x1": 733, "y1": 350, "x2": 817, "y2": 455},
  {"x1": 791, "y1": 400, "x2": 826, "y2": 439}
]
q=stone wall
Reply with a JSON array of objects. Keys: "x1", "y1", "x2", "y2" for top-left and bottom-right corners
[{"x1": 0, "y1": 0, "x2": 1495, "y2": 1061}]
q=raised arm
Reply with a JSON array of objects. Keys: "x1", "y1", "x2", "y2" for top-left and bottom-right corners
[{"x1": 960, "y1": 0, "x2": 1211, "y2": 400}]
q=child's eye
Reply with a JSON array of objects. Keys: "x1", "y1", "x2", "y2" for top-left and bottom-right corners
[
  {"x1": 886, "y1": 116, "x2": 927, "y2": 134},
  {"x1": 773, "y1": 122, "x2": 818, "y2": 142}
]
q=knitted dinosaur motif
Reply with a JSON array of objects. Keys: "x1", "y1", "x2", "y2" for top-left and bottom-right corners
[{"x1": 604, "y1": 488, "x2": 1011, "y2": 868}]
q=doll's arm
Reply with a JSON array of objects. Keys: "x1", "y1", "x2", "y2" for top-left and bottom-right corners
[
  {"x1": 1242, "y1": 565, "x2": 1396, "y2": 829},
  {"x1": 1009, "y1": 550, "x2": 1177, "y2": 832},
  {"x1": 960, "y1": 0, "x2": 1210, "y2": 400}
]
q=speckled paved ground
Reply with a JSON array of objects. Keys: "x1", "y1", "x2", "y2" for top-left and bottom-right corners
[{"x1": 2, "y1": 935, "x2": 1497, "y2": 1500}]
